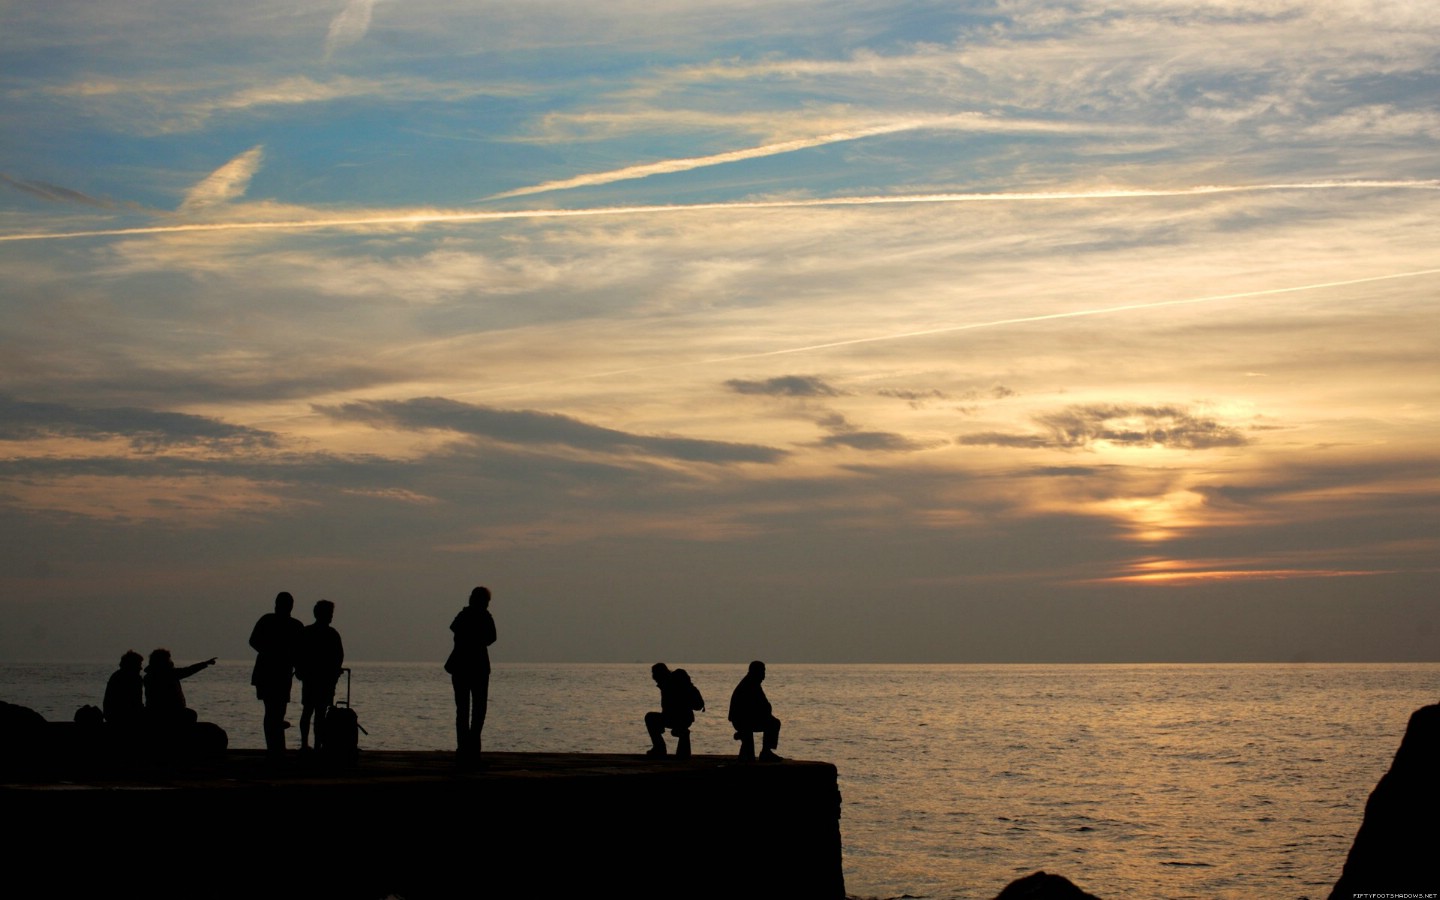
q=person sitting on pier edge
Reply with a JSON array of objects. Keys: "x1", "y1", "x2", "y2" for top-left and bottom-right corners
[
  {"x1": 727, "y1": 660, "x2": 782, "y2": 762},
  {"x1": 446, "y1": 585, "x2": 496, "y2": 761},
  {"x1": 103, "y1": 649, "x2": 145, "y2": 729},
  {"x1": 296, "y1": 599, "x2": 345, "y2": 753},
  {"x1": 143, "y1": 649, "x2": 216, "y2": 727},
  {"x1": 645, "y1": 663, "x2": 705, "y2": 758},
  {"x1": 249, "y1": 591, "x2": 304, "y2": 755}
]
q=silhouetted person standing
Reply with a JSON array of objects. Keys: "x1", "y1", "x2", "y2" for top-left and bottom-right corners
[
  {"x1": 143, "y1": 649, "x2": 215, "y2": 726},
  {"x1": 250, "y1": 591, "x2": 304, "y2": 755},
  {"x1": 104, "y1": 649, "x2": 145, "y2": 728},
  {"x1": 645, "y1": 663, "x2": 705, "y2": 758},
  {"x1": 445, "y1": 585, "x2": 496, "y2": 760},
  {"x1": 728, "y1": 660, "x2": 782, "y2": 761},
  {"x1": 296, "y1": 599, "x2": 344, "y2": 753}
]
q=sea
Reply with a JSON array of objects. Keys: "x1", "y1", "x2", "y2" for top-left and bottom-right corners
[{"x1": 3, "y1": 661, "x2": 1435, "y2": 899}]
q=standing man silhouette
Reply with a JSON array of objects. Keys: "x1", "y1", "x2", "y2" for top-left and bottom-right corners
[
  {"x1": 728, "y1": 660, "x2": 783, "y2": 762},
  {"x1": 446, "y1": 585, "x2": 496, "y2": 761},
  {"x1": 296, "y1": 599, "x2": 344, "y2": 753},
  {"x1": 250, "y1": 591, "x2": 304, "y2": 755}
]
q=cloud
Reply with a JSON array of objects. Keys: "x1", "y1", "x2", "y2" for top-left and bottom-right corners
[
  {"x1": 31, "y1": 74, "x2": 514, "y2": 135},
  {"x1": 878, "y1": 388, "x2": 948, "y2": 407},
  {"x1": 180, "y1": 146, "x2": 264, "y2": 211},
  {"x1": 0, "y1": 173, "x2": 115, "y2": 209},
  {"x1": 0, "y1": 396, "x2": 280, "y2": 452},
  {"x1": 959, "y1": 404, "x2": 1247, "y2": 451},
  {"x1": 325, "y1": 0, "x2": 378, "y2": 61},
  {"x1": 725, "y1": 375, "x2": 842, "y2": 398},
  {"x1": 813, "y1": 412, "x2": 932, "y2": 453},
  {"x1": 1037, "y1": 405, "x2": 1248, "y2": 450},
  {"x1": 958, "y1": 432, "x2": 1053, "y2": 449},
  {"x1": 316, "y1": 397, "x2": 787, "y2": 464}
]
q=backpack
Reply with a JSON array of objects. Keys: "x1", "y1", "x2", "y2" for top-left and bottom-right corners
[{"x1": 673, "y1": 669, "x2": 705, "y2": 712}]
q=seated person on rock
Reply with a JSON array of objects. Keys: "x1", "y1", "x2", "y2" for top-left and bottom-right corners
[
  {"x1": 143, "y1": 649, "x2": 216, "y2": 727},
  {"x1": 104, "y1": 650, "x2": 145, "y2": 729},
  {"x1": 727, "y1": 660, "x2": 782, "y2": 762},
  {"x1": 645, "y1": 663, "x2": 705, "y2": 758}
]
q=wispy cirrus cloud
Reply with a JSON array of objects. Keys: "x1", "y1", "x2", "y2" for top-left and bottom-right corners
[
  {"x1": 180, "y1": 146, "x2": 264, "y2": 211},
  {"x1": 29, "y1": 74, "x2": 518, "y2": 134},
  {"x1": 316, "y1": 396, "x2": 787, "y2": 464},
  {"x1": 0, "y1": 173, "x2": 117, "y2": 209},
  {"x1": 325, "y1": 0, "x2": 379, "y2": 61}
]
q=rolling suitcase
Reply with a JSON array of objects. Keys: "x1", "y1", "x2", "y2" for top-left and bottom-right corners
[{"x1": 321, "y1": 667, "x2": 364, "y2": 763}]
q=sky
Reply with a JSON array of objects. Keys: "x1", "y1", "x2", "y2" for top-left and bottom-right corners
[{"x1": 2, "y1": 0, "x2": 1438, "y2": 664}]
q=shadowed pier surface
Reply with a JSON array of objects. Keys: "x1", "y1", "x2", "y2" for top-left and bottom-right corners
[{"x1": 4, "y1": 751, "x2": 846, "y2": 900}]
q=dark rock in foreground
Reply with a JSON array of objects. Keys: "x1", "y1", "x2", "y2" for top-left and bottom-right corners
[
  {"x1": 3, "y1": 750, "x2": 845, "y2": 900},
  {"x1": 0, "y1": 700, "x2": 226, "y2": 772},
  {"x1": 994, "y1": 870, "x2": 1102, "y2": 899},
  {"x1": 1330, "y1": 704, "x2": 1440, "y2": 898}
]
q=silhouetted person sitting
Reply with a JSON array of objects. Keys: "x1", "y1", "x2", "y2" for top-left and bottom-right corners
[
  {"x1": 143, "y1": 649, "x2": 215, "y2": 727},
  {"x1": 728, "y1": 660, "x2": 782, "y2": 762},
  {"x1": 645, "y1": 663, "x2": 705, "y2": 758},
  {"x1": 445, "y1": 585, "x2": 496, "y2": 760},
  {"x1": 296, "y1": 599, "x2": 344, "y2": 753},
  {"x1": 250, "y1": 590, "x2": 304, "y2": 755},
  {"x1": 103, "y1": 650, "x2": 145, "y2": 729}
]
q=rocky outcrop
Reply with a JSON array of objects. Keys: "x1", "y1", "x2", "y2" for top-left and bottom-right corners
[
  {"x1": 1330, "y1": 704, "x2": 1440, "y2": 898},
  {"x1": 994, "y1": 870, "x2": 1102, "y2": 900},
  {"x1": 0, "y1": 701, "x2": 227, "y2": 774}
]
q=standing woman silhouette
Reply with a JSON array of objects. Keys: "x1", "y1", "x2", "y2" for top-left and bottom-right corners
[{"x1": 445, "y1": 586, "x2": 496, "y2": 761}]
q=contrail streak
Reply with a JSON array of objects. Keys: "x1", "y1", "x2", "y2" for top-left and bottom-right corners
[
  {"x1": 2, "y1": 180, "x2": 1437, "y2": 243},
  {"x1": 486, "y1": 115, "x2": 1082, "y2": 199},
  {"x1": 455, "y1": 266, "x2": 1440, "y2": 396}
]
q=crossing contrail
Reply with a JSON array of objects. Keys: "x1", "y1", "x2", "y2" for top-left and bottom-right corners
[
  {"x1": 2, "y1": 180, "x2": 1437, "y2": 243},
  {"x1": 486, "y1": 114, "x2": 1088, "y2": 199}
]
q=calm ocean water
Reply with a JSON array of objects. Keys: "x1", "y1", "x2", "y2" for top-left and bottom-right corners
[{"x1": 3, "y1": 661, "x2": 1435, "y2": 899}]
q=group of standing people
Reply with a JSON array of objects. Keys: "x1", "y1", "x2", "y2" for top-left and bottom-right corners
[{"x1": 248, "y1": 591, "x2": 346, "y2": 755}]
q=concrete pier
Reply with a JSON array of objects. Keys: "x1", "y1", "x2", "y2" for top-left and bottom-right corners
[{"x1": 4, "y1": 751, "x2": 846, "y2": 899}]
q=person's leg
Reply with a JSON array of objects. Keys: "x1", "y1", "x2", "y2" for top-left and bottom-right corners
[
  {"x1": 452, "y1": 675, "x2": 470, "y2": 753},
  {"x1": 759, "y1": 716, "x2": 782, "y2": 760},
  {"x1": 763, "y1": 716, "x2": 781, "y2": 751},
  {"x1": 299, "y1": 702, "x2": 314, "y2": 749},
  {"x1": 645, "y1": 711, "x2": 667, "y2": 755},
  {"x1": 472, "y1": 668, "x2": 489, "y2": 754},
  {"x1": 737, "y1": 731, "x2": 756, "y2": 760},
  {"x1": 262, "y1": 696, "x2": 287, "y2": 753},
  {"x1": 315, "y1": 679, "x2": 334, "y2": 748},
  {"x1": 674, "y1": 727, "x2": 691, "y2": 759}
]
